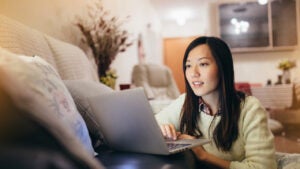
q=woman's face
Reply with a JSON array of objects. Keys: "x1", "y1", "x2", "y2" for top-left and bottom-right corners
[{"x1": 185, "y1": 44, "x2": 219, "y2": 98}]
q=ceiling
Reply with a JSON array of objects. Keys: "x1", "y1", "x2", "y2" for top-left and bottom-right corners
[
  {"x1": 149, "y1": 0, "x2": 268, "y2": 25},
  {"x1": 149, "y1": 0, "x2": 219, "y2": 24}
]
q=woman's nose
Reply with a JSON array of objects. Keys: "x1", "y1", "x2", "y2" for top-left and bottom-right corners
[{"x1": 192, "y1": 65, "x2": 200, "y2": 77}]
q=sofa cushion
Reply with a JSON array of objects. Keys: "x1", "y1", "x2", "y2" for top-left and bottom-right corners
[
  {"x1": 0, "y1": 14, "x2": 57, "y2": 69},
  {"x1": 64, "y1": 80, "x2": 113, "y2": 148},
  {"x1": 0, "y1": 48, "x2": 103, "y2": 168},
  {"x1": 45, "y1": 36, "x2": 98, "y2": 82}
]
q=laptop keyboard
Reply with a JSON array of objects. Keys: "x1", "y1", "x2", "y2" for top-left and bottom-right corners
[{"x1": 167, "y1": 143, "x2": 190, "y2": 151}]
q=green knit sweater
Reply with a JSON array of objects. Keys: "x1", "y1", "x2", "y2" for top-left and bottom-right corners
[{"x1": 155, "y1": 94, "x2": 277, "y2": 169}]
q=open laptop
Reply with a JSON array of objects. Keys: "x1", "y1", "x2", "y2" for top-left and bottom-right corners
[{"x1": 87, "y1": 87, "x2": 210, "y2": 155}]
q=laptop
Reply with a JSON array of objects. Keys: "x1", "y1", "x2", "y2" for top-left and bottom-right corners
[{"x1": 87, "y1": 87, "x2": 210, "y2": 155}]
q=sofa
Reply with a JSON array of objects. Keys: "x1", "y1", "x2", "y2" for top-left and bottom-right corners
[
  {"x1": 0, "y1": 14, "x2": 299, "y2": 169},
  {"x1": 0, "y1": 14, "x2": 196, "y2": 169},
  {"x1": 0, "y1": 14, "x2": 107, "y2": 168}
]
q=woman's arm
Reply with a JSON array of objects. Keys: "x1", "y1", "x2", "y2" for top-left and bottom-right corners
[
  {"x1": 155, "y1": 94, "x2": 185, "y2": 129},
  {"x1": 180, "y1": 134, "x2": 230, "y2": 169},
  {"x1": 229, "y1": 97, "x2": 277, "y2": 169},
  {"x1": 193, "y1": 146, "x2": 230, "y2": 169}
]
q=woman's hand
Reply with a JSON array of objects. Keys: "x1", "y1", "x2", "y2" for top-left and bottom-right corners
[
  {"x1": 159, "y1": 124, "x2": 179, "y2": 140},
  {"x1": 178, "y1": 134, "x2": 196, "y2": 139},
  {"x1": 161, "y1": 129, "x2": 229, "y2": 168}
]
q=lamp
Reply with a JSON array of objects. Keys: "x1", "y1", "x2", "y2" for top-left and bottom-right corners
[{"x1": 258, "y1": 0, "x2": 268, "y2": 5}]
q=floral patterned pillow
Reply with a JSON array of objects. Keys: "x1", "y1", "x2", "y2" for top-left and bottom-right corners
[
  {"x1": 0, "y1": 48, "x2": 98, "y2": 165},
  {"x1": 20, "y1": 55, "x2": 95, "y2": 154}
]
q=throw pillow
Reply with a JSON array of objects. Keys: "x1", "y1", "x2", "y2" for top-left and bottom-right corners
[
  {"x1": 0, "y1": 48, "x2": 103, "y2": 168},
  {"x1": 19, "y1": 55, "x2": 95, "y2": 154},
  {"x1": 45, "y1": 36, "x2": 99, "y2": 82},
  {"x1": 64, "y1": 80, "x2": 113, "y2": 148}
]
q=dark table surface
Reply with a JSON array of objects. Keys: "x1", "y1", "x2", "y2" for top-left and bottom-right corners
[{"x1": 95, "y1": 149, "x2": 217, "y2": 169}]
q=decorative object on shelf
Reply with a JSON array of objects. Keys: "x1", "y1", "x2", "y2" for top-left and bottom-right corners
[
  {"x1": 76, "y1": 0, "x2": 133, "y2": 87},
  {"x1": 277, "y1": 59, "x2": 296, "y2": 84},
  {"x1": 275, "y1": 75, "x2": 282, "y2": 85},
  {"x1": 99, "y1": 69, "x2": 117, "y2": 89},
  {"x1": 266, "y1": 79, "x2": 272, "y2": 86}
]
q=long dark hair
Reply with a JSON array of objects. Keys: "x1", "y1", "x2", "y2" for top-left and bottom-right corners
[{"x1": 180, "y1": 36, "x2": 245, "y2": 152}]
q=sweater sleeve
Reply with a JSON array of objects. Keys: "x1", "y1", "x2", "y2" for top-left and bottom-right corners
[
  {"x1": 154, "y1": 94, "x2": 185, "y2": 130},
  {"x1": 230, "y1": 96, "x2": 277, "y2": 169}
]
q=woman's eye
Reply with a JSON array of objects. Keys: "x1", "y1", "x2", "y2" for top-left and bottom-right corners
[
  {"x1": 185, "y1": 64, "x2": 191, "y2": 68},
  {"x1": 199, "y1": 62, "x2": 209, "y2": 67}
]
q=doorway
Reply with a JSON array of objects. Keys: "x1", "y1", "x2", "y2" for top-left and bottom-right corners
[{"x1": 164, "y1": 37, "x2": 196, "y2": 93}]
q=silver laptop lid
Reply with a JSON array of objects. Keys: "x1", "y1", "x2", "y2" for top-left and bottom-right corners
[{"x1": 88, "y1": 88, "x2": 170, "y2": 155}]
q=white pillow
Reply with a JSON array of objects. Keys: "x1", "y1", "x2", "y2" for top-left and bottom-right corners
[
  {"x1": 45, "y1": 36, "x2": 99, "y2": 82},
  {"x1": 0, "y1": 48, "x2": 103, "y2": 168}
]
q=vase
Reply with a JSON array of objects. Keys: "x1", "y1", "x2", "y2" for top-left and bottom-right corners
[
  {"x1": 282, "y1": 69, "x2": 291, "y2": 84},
  {"x1": 99, "y1": 76, "x2": 117, "y2": 89}
]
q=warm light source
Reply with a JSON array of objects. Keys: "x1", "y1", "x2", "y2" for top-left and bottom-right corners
[
  {"x1": 168, "y1": 8, "x2": 192, "y2": 26},
  {"x1": 176, "y1": 16, "x2": 186, "y2": 26},
  {"x1": 230, "y1": 18, "x2": 250, "y2": 34},
  {"x1": 258, "y1": 0, "x2": 268, "y2": 5}
]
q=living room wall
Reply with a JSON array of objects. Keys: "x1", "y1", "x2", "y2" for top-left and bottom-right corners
[
  {"x1": 1, "y1": 0, "x2": 298, "y2": 86},
  {"x1": 160, "y1": 1, "x2": 300, "y2": 86},
  {"x1": 0, "y1": 0, "x2": 162, "y2": 88},
  {"x1": 0, "y1": 0, "x2": 88, "y2": 43},
  {"x1": 100, "y1": 0, "x2": 163, "y2": 86}
]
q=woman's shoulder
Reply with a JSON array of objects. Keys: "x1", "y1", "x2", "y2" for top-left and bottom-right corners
[
  {"x1": 155, "y1": 93, "x2": 186, "y2": 128},
  {"x1": 156, "y1": 93, "x2": 186, "y2": 114},
  {"x1": 242, "y1": 95, "x2": 264, "y2": 110},
  {"x1": 167, "y1": 93, "x2": 186, "y2": 109},
  {"x1": 239, "y1": 96, "x2": 271, "y2": 138},
  {"x1": 240, "y1": 95, "x2": 267, "y2": 119},
  {"x1": 178, "y1": 93, "x2": 186, "y2": 100}
]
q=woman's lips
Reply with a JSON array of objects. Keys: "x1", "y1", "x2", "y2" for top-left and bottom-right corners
[{"x1": 192, "y1": 81, "x2": 204, "y2": 87}]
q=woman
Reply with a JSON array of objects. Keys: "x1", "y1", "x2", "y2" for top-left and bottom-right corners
[{"x1": 155, "y1": 36, "x2": 277, "y2": 169}]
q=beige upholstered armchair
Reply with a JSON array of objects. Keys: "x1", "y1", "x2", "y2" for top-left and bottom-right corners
[{"x1": 131, "y1": 63, "x2": 180, "y2": 100}]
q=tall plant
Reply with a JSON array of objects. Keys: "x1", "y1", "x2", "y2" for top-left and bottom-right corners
[{"x1": 76, "y1": 1, "x2": 133, "y2": 78}]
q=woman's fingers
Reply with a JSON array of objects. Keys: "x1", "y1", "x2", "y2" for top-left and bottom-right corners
[
  {"x1": 178, "y1": 134, "x2": 196, "y2": 139},
  {"x1": 160, "y1": 124, "x2": 177, "y2": 140},
  {"x1": 160, "y1": 125, "x2": 167, "y2": 137},
  {"x1": 170, "y1": 124, "x2": 177, "y2": 140},
  {"x1": 160, "y1": 125, "x2": 197, "y2": 140}
]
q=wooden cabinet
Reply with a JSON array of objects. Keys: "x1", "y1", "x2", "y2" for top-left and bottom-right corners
[
  {"x1": 271, "y1": 0, "x2": 298, "y2": 47},
  {"x1": 218, "y1": 0, "x2": 298, "y2": 52}
]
